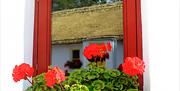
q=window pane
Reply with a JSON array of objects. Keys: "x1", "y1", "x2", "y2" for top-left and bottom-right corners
[
  {"x1": 51, "y1": 0, "x2": 123, "y2": 71},
  {"x1": 72, "y1": 50, "x2": 80, "y2": 59}
]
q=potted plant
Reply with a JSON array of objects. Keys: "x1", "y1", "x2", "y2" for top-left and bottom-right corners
[{"x1": 83, "y1": 42, "x2": 112, "y2": 67}]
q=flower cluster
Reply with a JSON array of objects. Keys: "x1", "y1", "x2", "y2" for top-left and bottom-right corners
[
  {"x1": 122, "y1": 57, "x2": 145, "y2": 76},
  {"x1": 83, "y1": 42, "x2": 112, "y2": 62},
  {"x1": 12, "y1": 63, "x2": 65, "y2": 90},
  {"x1": 45, "y1": 67, "x2": 65, "y2": 88},
  {"x1": 12, "y1": 63, "x2": 34, "y2": 82}
]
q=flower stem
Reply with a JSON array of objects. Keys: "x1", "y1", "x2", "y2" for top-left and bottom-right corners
[
  {"x1": 94, "y1": 57, "x2": 97, "y2": 67},
  {"x1": 59, "y1": 83, "x2": 65, "y2": 91},
  {"x1": 26, "y1": 77, "x2": 33, "y2": 85}
]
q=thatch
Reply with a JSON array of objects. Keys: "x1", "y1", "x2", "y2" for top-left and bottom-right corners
[{"x1": 52, "y1": 2, "x2": 123, "y2": 44}]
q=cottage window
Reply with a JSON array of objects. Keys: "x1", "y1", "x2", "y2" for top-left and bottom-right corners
[{"x1": 72, "y1": 50, "x2": 80, "y2": 60}]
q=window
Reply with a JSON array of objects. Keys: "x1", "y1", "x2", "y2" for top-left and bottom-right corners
[
  {"x1": 72, "y1": 49, "x2": 80, "y2": 60},
  {"x1": 33, "y1": 0, "x2": 143, "y2": 90}
]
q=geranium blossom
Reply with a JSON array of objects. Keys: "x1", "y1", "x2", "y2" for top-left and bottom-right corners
[
  {"x1": 83, "y1": 42, "x2": 112, "y2": 61},
  {"x1": 122, "y1": 57, "x2": 145, "y2": 76},
  {"x1": 107, "y1": 42, "x2": 112, "y2": 51},
  {"x1": 45, "y1": 67, "x2": 65, "y2": 88},
  {"x1": 12, "y1": 63, "x2": 34, "y2": 82},
  {"x1": 45, "y1": 70, "x2": 57, "y2": 88},
  {"x1": 52, "y1": 67, "x2": 65, "y2": 83}
]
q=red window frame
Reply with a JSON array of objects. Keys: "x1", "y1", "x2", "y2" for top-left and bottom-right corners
[{"x1": 33, "y1": 0, "x2": 143, "y2": 90}]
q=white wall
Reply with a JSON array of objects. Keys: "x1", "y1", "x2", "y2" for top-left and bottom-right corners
[
  {"x1": 142, "y1": 0, "x2": 180, "y2": 91},
  {"x1": 115, "y1": 40, "x2": 124, "y2": 68},
  {"x1": 23, "y1": 0, "x2": 35, "y2": 90},
  {"x1": 0, "y1": 0, "x2": 34, "y2": 91},
  {"x1": 51, "y1": 44, "x2": 83, "y2": 70}
]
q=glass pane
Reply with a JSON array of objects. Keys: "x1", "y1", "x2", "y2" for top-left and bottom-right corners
[{"x1": 51, "y1": 0, "x2": 123, "y2": 72}]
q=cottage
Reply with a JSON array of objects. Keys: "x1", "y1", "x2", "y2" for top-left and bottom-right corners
[{"x1": 51, "y1": 2, "x2": 124, "y2": 70}]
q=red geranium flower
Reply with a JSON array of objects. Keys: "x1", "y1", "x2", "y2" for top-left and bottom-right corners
[
  {"x1": 83, "y1": 44, "x2": 101, "y2": 60},
  {"x1": 12, "y1": 63, "x2": 34, "y2": 82},
  {"x1": 45, "y1": 70, "x2": 56, "y2": 88},
  {"x1": 100, "y1": 43, "x2": 107, "y2": 52},
  {"x1": 107, "y1": 42, "x2": 112, "y2": 51},
  {"x1": 45, "y1": 67, "x2": 65, "y2": 88},
  {"x1": 52, "y1": 67, "x2": 65, "y2": 84},
  {"x1": 83, "y1": 42, "x2": 111, "y2": 61},
  {"x1": 122, "y1": 57, "x2": 145, "y2": 76}
]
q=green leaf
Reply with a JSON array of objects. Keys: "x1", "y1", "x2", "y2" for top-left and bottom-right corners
[
  {"x1": 64, "y1": 85, "x2": 70, "y2": 90},
  {"x1": 110, "y1": 70, "x2": 121, "y2": 77},
  {"x1": 50, "y1": 88, "x2": 56, "y2": 91},
  {"x1": 92, "y1": 89, "x2": 101, "y2": 91},
  {"x1": 87, "y1": 71, "x2": 99, "y2": 80},
  {"x1": 25, "y1": 86, "x2": 33, "y2": 91},
  {"x1": 80, "y1": 85, "x2": 89, "y2": 91},
  {"x1": 43, "y1": 86, "x2": 48, "y2": 90},
  {"x1": 67, "y1": 78, "x2": 78, "y2": 85},
  {"x1": 92, "y1": 80, "x2": 105, "y2": 90},
  {"x1": 127, "y1": 89, "x2": 139, "y2": 91},
  {"x1": 54, "y1": 84, "x2": 62, "y2": 90},
  {"x1": 103, "y1": 73, "x2": 111, "y2": 79},
  {"x1": 34, "y1": 87, "x2": 42, "y2": 91}
]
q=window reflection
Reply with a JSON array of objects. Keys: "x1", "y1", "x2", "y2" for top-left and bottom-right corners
[{"x1": 51, "y1": 0, "x2": 123, "y2": 72}]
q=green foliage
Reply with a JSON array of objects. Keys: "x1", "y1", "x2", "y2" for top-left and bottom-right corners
[
  {"x1": 127, "y1": 89, "x2": 139, "y2": 91},
  {"x1": 64, "y1": 84, "x2": 89, "y2": 91},
  {"x1": 63, "y1": 62, "x2": 139, "y2": 91},
  {"x1": 92, "y1": 80, "x2": 105, "y2": 90},
  {"x1": 25, "y1": 62, "x2": 139, "y2": 91},
  {"x1": 25, "y1": 73, "x2": 63, "y2": 91}
]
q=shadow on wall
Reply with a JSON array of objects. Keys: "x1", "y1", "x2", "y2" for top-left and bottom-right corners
[{"x1": 23, "y1": 0, "x2": 35, "y2": 90}]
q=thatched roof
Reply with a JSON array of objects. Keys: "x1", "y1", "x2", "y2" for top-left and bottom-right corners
[{"x1": 52, "y1": 2, "x2": 123, "y2": 44}]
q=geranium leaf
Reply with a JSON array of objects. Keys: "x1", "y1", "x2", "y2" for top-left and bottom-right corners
[
  {"x1": 127, "y1": 89, "x2": 139, "y2": 91},
  {"x1": 25, "y1": 86, "x2": 33, "y2": 91}
]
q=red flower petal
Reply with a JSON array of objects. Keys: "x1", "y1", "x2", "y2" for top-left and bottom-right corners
[
  {"x1": 122, "y1": 57, "x2": 145, "y2": 76},
  {"x1": 100, "y1": 43, "x2": 107, "y2": 52},
  {"x1": 45, "y1": 70, "x2": 56, "y2": 88},
  {"x1": 83, "y1": 43, "x2": 111, "y2": 61},
  {"x1": 12, "y1": 63, "x2": 34, "y2": 82},
  {"x1": 52, "y1": 67, "x2": 65, "y2": 83},
  {"x1": 107, "y1": 42, "x2": 112, "y2": 51}
]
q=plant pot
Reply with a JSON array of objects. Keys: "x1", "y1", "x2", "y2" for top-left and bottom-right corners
[{"x1": 96, "y1": 61, "x2": 106, "y2": 68}]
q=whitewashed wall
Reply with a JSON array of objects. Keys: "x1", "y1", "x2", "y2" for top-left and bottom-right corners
[
  {"x1": 115, "y1": 40, "x2": 124, "y2": 68},
  {"x1": 23, "y1": 0, "x2": 35, "y2": 90},
  {"x1": 142, "y1": 0, "x2": 180, "y2": 91},
  {"x1": 0, "y1": 0, "x2": 34, "y2": 91},
  {"x1": 51, "y1": 44, "x2": 83, "y2": 70}
]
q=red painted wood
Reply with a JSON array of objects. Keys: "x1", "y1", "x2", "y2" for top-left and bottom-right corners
[
  {"x1": 47, "y1": 0, "x2": 52, "y2": 69},
  {"x1": 136, "y1": 0, "x2": 143, "y2": 90},
  {"x1": 123, "y1": 0, "x2": 137, "y2": 58},
  {"x1": 123, "y1": 0, "x2": 143, "y2": 90},
  {"x1": 33, "y1": 0, "x2": 38, "y2": 76},
  {"x1": 33, "y1": 0, "x2": 51, "y2": 75},
  {"x1": 123, "y1": 0, "x2": 127, "y2": 58}
]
